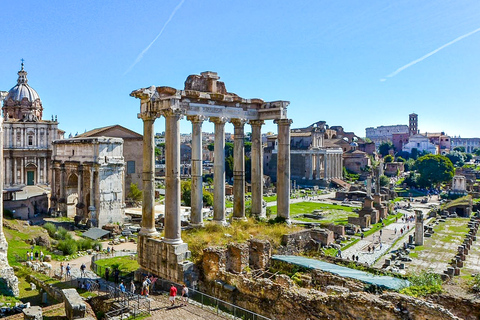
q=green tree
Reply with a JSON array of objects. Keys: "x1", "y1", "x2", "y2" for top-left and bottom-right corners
[
  {"x1": 127, "y1": 183, "x2": 142, "y2": 202},
  {"x1": 473, "y1": 148, "x2": 480, "y2": 156},
  {"x1": 453, "y1": 146, "x2": 466, "y2": 153},
  {"x1": 203, "y1": 190, "x2": 214, "y2": 207},
  {"x1": 383, "y1": 155, "x2": 394, "y2": 163},
  {"x1": 465, "y1": 153, "x2": 473, "y2": 162},
  {"x1": 445, "y1": 151, "x2": 465, "y2": 167},
  {"x1": 378, "y1": 141, "x2": 395, "y2": 157},
  {"x1": 410, "y1": 148, "x2": 419, "y2": 160},
  {"x1": 181, "y1": 180, "x2": 192, "y2": 206},
  {"x1": 415, "y1": 154, "x2": 454, "y2": 188},
  {"x1": 404, "y1": 158, "x2": 416, "y2": 172},
  {"x1": 379, "y1": 175, "x2": 389, "y2": 187},
  {"x1": 396, "y1": 156, "x2": 406, "y2": 163}
]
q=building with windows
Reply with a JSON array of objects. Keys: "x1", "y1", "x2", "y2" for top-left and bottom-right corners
[
  {"x1": 450, "y1": 137, "x2": 480, "y2": 153},
  {"x1": 365, "y1": 124, "x2": 409, "y2": 147},
  {"x1": 2, "y1": 63, "x2": 64, "y2": 187},
  {"x1": 76, "y1": 125, "x2": 143, "y2": 195}
]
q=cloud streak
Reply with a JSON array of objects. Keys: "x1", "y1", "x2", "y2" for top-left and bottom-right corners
[
  {"x1": 381, "y1": 26, "x2": 480, "y2": 81},
  {"x1": 124, "y1": 0, "x2": 185, "y2": 75}
]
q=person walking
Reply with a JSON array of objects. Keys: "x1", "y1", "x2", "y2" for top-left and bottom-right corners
[
  {"x1": 60, "y1": 262, "x2": 64, "y2": 277},
  {"x1": 105, "y1": 268, "x2": 110, "y2": 282},
  {"x1": 80, "y1": 263, "x2": 86, "y2": 278},
  {"x1": 181, "y1": 284, "x2": 189, "y2": 306},
  {"x1": 130, "y1": 280, "x2": 136, "y2": 294},
  {"x1": 114, "y1": 268, "x2": 120, "y2": 284},
  {"x1": 169, "y1": 284, "x2": 177, "y2": 306},
  {"x1": 66, "y1": 263, "x2": 71, "y2": 278},
  {"x1": 119, "y1": 281, "x2": 126, "y2": 293}
]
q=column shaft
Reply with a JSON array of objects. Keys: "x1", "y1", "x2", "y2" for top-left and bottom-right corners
[
  {"x1": 211, "y1": 117, "x2": 227, "y2": 225},
  {"x1": 188, "y1": 116, "x2": 204, "y2": 227},
  {"x1": 275, "y1": 119, "x2": 292, "y2": 222},
  {"x1": 164, "y1": 110, "x2": 183, "y2": 244},
  {"x1": 139, "y1": 113, "x2": 159, "y2": 236},
  {"x1": 308, "y1": 154, "x2": 314, "y2": 180},
  {"x1": 250, "y1": 120, "x2": 264, "y2": 218},
  {"x1": 232, "y1": 119, "x2": 246, "y2": 220}
]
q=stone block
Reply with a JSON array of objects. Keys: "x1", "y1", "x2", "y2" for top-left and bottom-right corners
[
  {"x1": 227, "y1": 243, "x2": 249, "y2": 274},
  {"x1": 248, "y1": 239, "x2": 271, "y2": 270},
  {"x1": 203, "y1": 247, "x2": 226, "y2": 281},
  {"x1": 23, "y1": 306, "x2": 42, "y2": 320},
  {"x1": 62, "y1": 288, "x2": 86, "y2": 320}
]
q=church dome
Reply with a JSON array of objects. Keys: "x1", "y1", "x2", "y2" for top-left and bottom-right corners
[
  {"x1": 5, "y1": 63, "x2": 40, "y2": 102},
  {"x1": 3, "y1": 62, "x2": 43, "y2": 121}
]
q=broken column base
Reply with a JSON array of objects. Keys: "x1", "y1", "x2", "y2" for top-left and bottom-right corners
[
  {"x1": 137, "y1": 235, "x2": 197, "y2": 286},
  {"x1": 0, "y1": 236, "x2": 19, "y2": 297}
]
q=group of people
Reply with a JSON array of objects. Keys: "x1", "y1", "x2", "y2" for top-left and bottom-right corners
[
  {"x1": 26, "y1": 250, "x2": 44, "y2": 262},
  {"x1": 59, "y1": 262, "x2": 71, "y2": 278}
]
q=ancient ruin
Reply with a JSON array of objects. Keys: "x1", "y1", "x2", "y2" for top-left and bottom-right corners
[
  {"x1": 0, "y1": 114, "x2": 19, "y2": 296},
  {"x1": 51, "y1": 137, "x2": 125, "y2": 227},
  {"x1": 131, "y1": 71, "x2": 291, "y2": 284}
]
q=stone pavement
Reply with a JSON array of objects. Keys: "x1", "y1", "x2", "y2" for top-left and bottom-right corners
[{"x1": 342, "y1": 216, "x2": 416, "y2": 266}]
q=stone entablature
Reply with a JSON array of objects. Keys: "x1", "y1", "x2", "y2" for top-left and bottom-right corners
[{"x1": 51, "y1": 137, "x2": 125, "y2": 227}]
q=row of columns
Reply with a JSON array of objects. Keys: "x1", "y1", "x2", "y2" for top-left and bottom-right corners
[
  {"x1": 3, "y1": 127, "x2": 51, "y2": 148},
  {"x1": 139, "y1": 109, "x2": 292, "y2": 244},
  {"x1": 304, "y1": 152, "x2": 342, "y2": 181},
  {"x1": 3, "y1": 156, "x2": 48, "y2": 186}
]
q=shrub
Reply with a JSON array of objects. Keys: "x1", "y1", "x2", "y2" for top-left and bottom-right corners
[
  {"x1": 57, "y1": 239, "x2": 78, "y2": 255},
  {"x1": 78, "y1": 238, "x2": 93, "y2": 251},
  {"x1": 400, "y1": 272, "x2": 442, "y2": 297},
  {"x1": 56, "y1": 227, "x2": 71, "y2": 240},
  {"x1": 470, "y1": 274, "x2": 480, "y2": 292},
  {"x1": 43, "y1": 222, "x2": 57, "y2": 238}
]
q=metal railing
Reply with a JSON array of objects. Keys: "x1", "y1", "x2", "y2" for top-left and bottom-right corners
[
  {"x1": 154, "y1": 278, "x2": 270, "y2": 320},
  {"x1": 104, "y1": 283, "x2": 150, "y2": 319},
  {"x1": 91, "y1": 251, "x2": 137, "y2": 281}
]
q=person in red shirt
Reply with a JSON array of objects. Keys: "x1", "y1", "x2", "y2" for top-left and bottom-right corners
[{"x1": 169, "y1": 284, "x2": 177, "y2": 306}]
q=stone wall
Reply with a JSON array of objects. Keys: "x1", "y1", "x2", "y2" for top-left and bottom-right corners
[{"x1": 280, "y1": 229, "x2": 334, "y2": 254}]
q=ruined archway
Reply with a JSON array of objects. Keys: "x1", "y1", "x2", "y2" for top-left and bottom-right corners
[{"x1": 66, "y1": 173, "x2": 78, "y2": 218}]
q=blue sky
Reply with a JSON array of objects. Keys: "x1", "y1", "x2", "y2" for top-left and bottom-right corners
[{"x1": 1, "y1": 1, "x2": 479, "y2": 138}]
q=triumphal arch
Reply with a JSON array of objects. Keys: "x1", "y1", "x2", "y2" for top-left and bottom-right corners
[{"x1": 131, "y1": 71, "x2": 291, "y2": 284}]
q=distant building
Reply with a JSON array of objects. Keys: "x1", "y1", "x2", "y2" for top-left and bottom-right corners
[
  {"x1": 2, "y1": 63, "x2": 64, "y2": 187},
  {"x1": 76, "y1": 125, "x2": 143, "y2": 195},
  {"x1": 450, "y1": 137, "x2": 480, "y2": 153},
  {"x1": 365, "y1": 124, "x2": 409, "y2": 147},
  {"x1": 425, "y1": 132, "x2": 451, "y2": 154},
  {"x1": 402, "y1": 134, "x2": 437, "y2": 154}
]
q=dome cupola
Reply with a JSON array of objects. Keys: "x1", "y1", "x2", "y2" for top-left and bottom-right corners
[{"x1": 2, "y1": 61, "x2": 43, "y2": 122}]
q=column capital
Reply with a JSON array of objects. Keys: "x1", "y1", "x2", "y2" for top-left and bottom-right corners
[
  {"x1": 161, "y1": 108, "x2": 184, "y2": 120},
  {"x1": 274, "y1": 118, "x2": 293, "y2": 126},
  {"x1": 249, "y1": 120, "x2": 265, "y2": 127},
  {"x1": 231, "y1": 118, "x2": 248, "y2": 127},
  {"x1": 186, "y1": 115, "x2": 207, "y2": 123},
  {"x1": 138, "y1": 111, "x2": 160, "y2": 121},
  {"x1": 210, "y1": 116, "x2": 230, "y2": 124}
]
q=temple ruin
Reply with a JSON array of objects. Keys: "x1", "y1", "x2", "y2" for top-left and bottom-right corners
[{"x1": 131, "y1": 71, "x2": 291, "y2": 284}]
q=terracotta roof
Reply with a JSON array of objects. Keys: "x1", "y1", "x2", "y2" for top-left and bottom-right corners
[{"x1": 77, "y1": 125, "x2": 142, "y2": 139}]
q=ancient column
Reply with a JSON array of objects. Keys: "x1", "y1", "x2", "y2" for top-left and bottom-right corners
[
  {"x1": 36, "y1": 158, "x2": 40, "y2": 184},
  {"x1": 250, "y1": 120, "x2": 264, "y2": 218},
  {"x1": 232, "y1": 119, "x2": 247, "y2": 220},
  {"x1": 43, "y1": 158, "x2": 47, "y2": 185},
  {"x1": 138, "y1": 112, "x2": 159, "y2": 236},
  {"x1": 275, "y1": 119, "x2": 292, "y2": 222},
  {"x1": 77, "y1": 164, "x2": 84, "y2": 219},
  {"x1": 20, "y1": 157, "x2": 24, "y2": 184},
  {"x1": 187, "y1": 115, "x2": 205, "y2": 227},
  {"x1": 163, "y1": 109, "x2": 183, "y2": 244},
  {"x1": 415, "y1": 210, "x2": 424, "y2": 246},
  {"x1": 0, "y1": 115, "x2": 19, "y2": 297},
  {"x1": 88, "y1": 167, "x2": 97, "y2": 226},
  {"x1": 59, "y1": 163, "x2": 66, "y2": 214},
  {"x1": 316, "y1": 154, "x2": 321, "y2": 180},
  {"x1": 210, "y1": 117, "x2": 228, "y2": 225},
  {"x1": 307, "y1": 154, "x2": 314, "y2": 180},
  {"x1": 323, "y1": 154, "x2": 328, "y2": 180}
]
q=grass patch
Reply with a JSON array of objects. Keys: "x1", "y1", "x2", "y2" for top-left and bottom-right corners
[
  {"x1": 400, "y1": 272, "x2": 443, "y2": 297},
  {"x1": 263, "y1": 195, "x2": 277, "y2": 203},
  {"x1": 183, "y1": 219, "x2": 302, "y2": 263},
  {"x1": 270, "y1": 202, "x2": 360, "y2": 225},
  {"x1": 442, "y1": 195, "x2": 472, "y2": 210},
  {"x1": 94, "y1": 255, "x2": 139, "y2": 276}
]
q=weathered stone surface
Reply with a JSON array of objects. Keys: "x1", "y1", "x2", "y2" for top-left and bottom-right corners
[
  {"x1": 62, "y1": 289, "x2": 86, "y2": 320},
  {"x1": 23, "y1": 306, "x2": 42, "y2": 320},
  {"x1": 202, "y1": 247, "x2": 227, "y2": 282},
  {"x1": 227, "y1": 243, "x2": 249, "y2": 274},
  {"x1": 248, "y1": 239, "x2": 271, "y2": 270}
]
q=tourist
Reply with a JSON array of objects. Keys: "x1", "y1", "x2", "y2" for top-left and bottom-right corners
[
  {"x1": 142, "y1": 277, "x2": 149, "y2": 296},
  {"x1": 80, "y1": 263, "x2": 86, "y2": 278},
  {"x1": 107, "y1": 247, "x2": 111, "y2": 255},
  {"x1": 355, "y1": 256, "x2": 359, "y2": 262},
  {"x1": 40, "y1": 251, "x2": 44, "y2": 262},
  {"x1": 169, "y1": 284, "x2": 177, "y2": 306},
  {"x1": 130, "y1": 280, "x2": 136, "y2": 294},
  {"x1": 105, "y1": 268, "x2": 110, "y2": 282},
  {"x1": 181, "y1": 284, "x2": 189, "y2": 306},
  {"x1": 114, "y1": 268, "x2": 120, "y2": 284},
  {"x1": 368, "y1": 246, "x2": 371, "y2": 254},
  {"x1": 60, "y1": 262, "x2": 64, "y2": 277},
  {"x1": 379, "y1": 229, "x2": 383, "y2": 236},
  {"x1": 119, "y1": 280, "x2": 126, "y2": 293},
  {"x1": 35, "y1": 251, "x2": 39, "y2": 261},
  {"x1": 26, "y1": 251, "x2": 30, "y2": 261},
  {"x1": 66, "y1": 263, "x2": 71, "y2": 277},
  {"x1": 394, "y1": 228, "x2": 397, "y2": 235}
]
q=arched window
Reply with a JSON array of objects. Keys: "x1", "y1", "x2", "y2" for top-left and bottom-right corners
[{"x1": 28, "y1": 135, "x2": 33, "y2": 146}]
